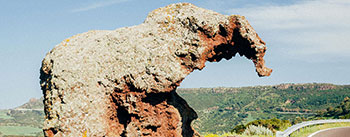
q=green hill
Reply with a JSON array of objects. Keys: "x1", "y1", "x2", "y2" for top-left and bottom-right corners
[
  {"x1": 15, "y1": 97, "x2": 44, "y2": 110},
  {"x1": 177, "y1": 83, "x2": 350, "y2": 133},
  {"x1": 1, "y1": 83, "x2": 349, "y2": 136},
  {"x1": 316, "y1": 96, "x2": 350, "y2": 119},
  {"x1": 0, "y1": 98, "x2": 45, "y2": 136}
]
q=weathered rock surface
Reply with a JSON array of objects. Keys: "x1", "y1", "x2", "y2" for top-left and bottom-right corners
[{"x1": 40, "y1": 3, "x2": 272, "y2": 137}]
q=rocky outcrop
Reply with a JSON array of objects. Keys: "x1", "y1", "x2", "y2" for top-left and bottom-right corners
[{"x1": 40, "y1": 3, "x2": 271, "y2": 137}]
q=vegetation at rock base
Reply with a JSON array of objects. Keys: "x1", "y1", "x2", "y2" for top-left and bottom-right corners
[
  {"x1": 243, "y1": 125, "x2": 273, "y2": 136},
  {"x1": 0, "y1": 83, "x2": 350, "y2": 136},
  {"x1": 203, "y1": 132, "x2": 272, "y2": 137},
  {"x1": 231, "y1": 118, "x2": 291, "y2": 134}
]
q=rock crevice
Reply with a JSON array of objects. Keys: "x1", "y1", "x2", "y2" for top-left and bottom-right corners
[{"x1": 40, "y1": 3, "x2": 271, "y2": 136}]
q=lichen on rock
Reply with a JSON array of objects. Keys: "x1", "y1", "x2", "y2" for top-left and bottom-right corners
[{"x1": 40, "y1": 3, "x2": 272, "y2": 137}]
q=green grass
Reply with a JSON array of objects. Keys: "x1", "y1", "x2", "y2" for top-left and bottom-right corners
[
  {"x1": 0, "y1": 126, "x2": 42, "y2": 136},
  {"x1": 0, "y1": 110, "x2": 14, "y2": 119},
  {"x1": 290, "y1": 122, "x2": 350, "y2": 137},
  {"x1": 203, "y1": 132, "x2": 274, "y2": 137}
]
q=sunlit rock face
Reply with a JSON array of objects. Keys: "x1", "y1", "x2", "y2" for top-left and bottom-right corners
[{"x1": 40, "y1": 3, "x2": 271, "y2": 137}]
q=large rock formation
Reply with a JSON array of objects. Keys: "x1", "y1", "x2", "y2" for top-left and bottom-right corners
[{"x1": 40, "y1": 3, "x2": 272, "y2": 137}]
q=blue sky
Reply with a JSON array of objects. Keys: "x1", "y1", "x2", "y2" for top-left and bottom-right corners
[{"x1": 0, "y1": 0, "x2": 349, "y2": 109}]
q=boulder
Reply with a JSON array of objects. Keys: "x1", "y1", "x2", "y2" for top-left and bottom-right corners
[{"x1": 40, "y1": 3, "x2": 272, "y2": 137}]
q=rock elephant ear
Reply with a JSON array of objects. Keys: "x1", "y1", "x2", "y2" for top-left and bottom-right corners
[
  {"x1": 40, "y1": 2, "x2": 271, "y2": 137},
  {"x1": 189, "y1": 15, "x2": 272, "y2": 77}
]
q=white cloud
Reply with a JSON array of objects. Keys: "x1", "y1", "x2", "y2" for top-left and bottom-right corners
[
  {"x1": 227, "y1": 0, "x2": 350, "y2": 30},
  {"x1": 226, "y1": 0, "x2": 350, "y2": 61},
  {"x1": 71, "y1": 0, "x2": 130, "y2": 12}
]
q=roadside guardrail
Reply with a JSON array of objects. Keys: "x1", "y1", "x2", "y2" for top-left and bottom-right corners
[{"x1": 276, "y1": 119, "x2": 350, "y2": 137}]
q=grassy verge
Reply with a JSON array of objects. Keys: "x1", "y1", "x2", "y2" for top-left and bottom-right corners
[
  {"x1": 290, "y1": 122, "x2": 350, "y2": 137},
  {"x1": 0, "y1": 126, "x2": 42, "y2": 136},
  {"x1": 203, "y1": 132, "x2": 274, "y2": 137}
]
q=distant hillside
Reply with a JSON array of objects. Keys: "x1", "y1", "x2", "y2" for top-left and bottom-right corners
[
  {"x1": 16, "y1": 97, "x2": 44, "y2": 110},
  {"x1": 0, "y1": 97, "x2": 45, "y2": 136},
  {"x1": 177, "y1": 83, "x2": 350, "y2": 133},
  {"x1": 0, "y1": 83, "x2": 349, "y2": 136},
  {"x1": 316, "y1": 97, "x2": 350, "y2": 119}
]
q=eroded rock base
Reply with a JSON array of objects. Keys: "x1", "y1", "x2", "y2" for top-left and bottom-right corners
[{"x1": 107, "y1": 90, "x2": 198, "y2": 137}]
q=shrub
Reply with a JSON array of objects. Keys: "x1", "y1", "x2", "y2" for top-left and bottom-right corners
[
  {"x1": 233, "y1": 118, "x2": 291, "y2": 133},
  {"x1": 243, "y1": 125, "x2": 273, "y2": 136},
  {"x1": 231, "y1": 124, "x2": 246, "y2": 134}
]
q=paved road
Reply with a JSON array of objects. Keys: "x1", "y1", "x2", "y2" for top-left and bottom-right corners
[
  {"x1": 309, "y1": 127, "x2": 350, "y2": 137},
  {"x1": 276, "y1": 119, "x2": 350, "y2": 137}
]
